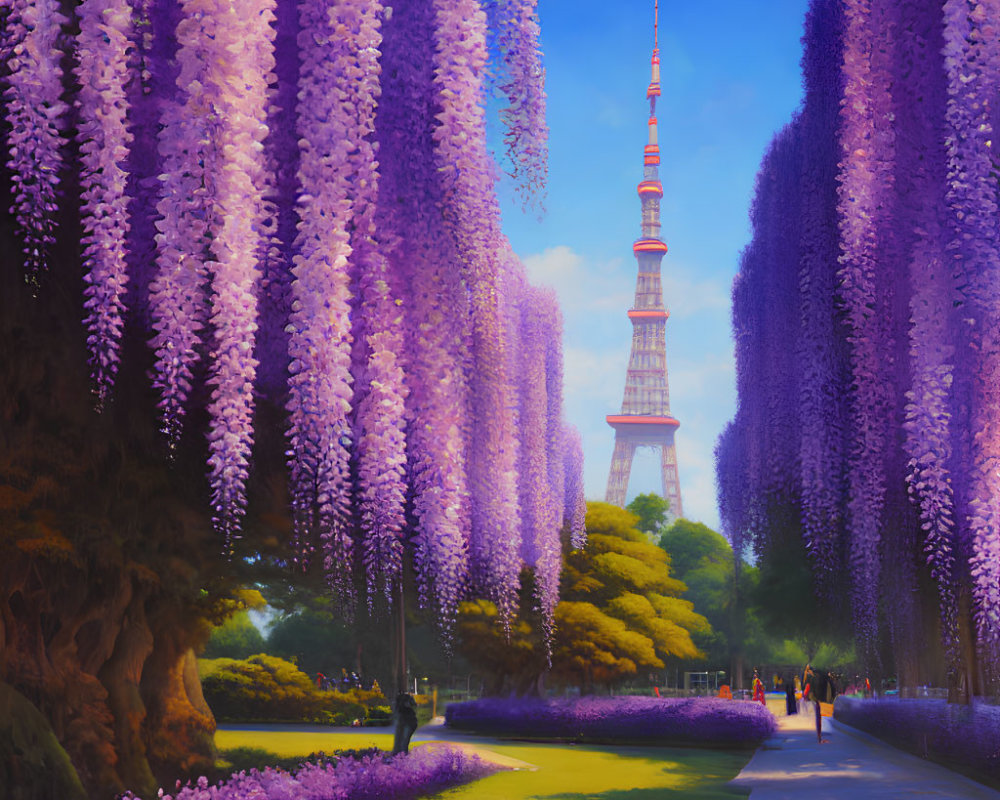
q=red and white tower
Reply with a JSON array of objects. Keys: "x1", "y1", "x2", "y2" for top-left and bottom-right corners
[{"x1": 605, "y1": 0, "x2": 683, "y2": 518}]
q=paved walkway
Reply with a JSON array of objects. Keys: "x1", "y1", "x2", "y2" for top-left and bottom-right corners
[{"x1": 731, "y1": 707, "x2": 1000, "y2": 799}]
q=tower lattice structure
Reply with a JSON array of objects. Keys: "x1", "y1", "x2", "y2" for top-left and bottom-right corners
[{"x1": 605, "y1": 0, "x2": 683, "y2": 518}]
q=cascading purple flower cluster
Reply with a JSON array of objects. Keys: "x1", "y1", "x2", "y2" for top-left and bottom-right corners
[
  {"x1": 430, "y1": 0, "x2": 524, "y2": 630},
  {"x1": 345, "y1": 0, "x2": 410, "y2": 612},
  {"x1": 203, "y1": 0, "x2": 275, "y2": 548},
  {"x1": 511, "y1": 278, "x2": 563, "y2": 652},
  {"x1": 562, "y1": 422, "x2": 586, "y2": 550},
  {"x1": 942, "y1": 0, "x2": 1000, "y2": 654},
  {"x1": 795, "y1": 0, "x2": 847, "y2": 603},
  {"x1": 1, "y1": 0, "x2": 580, "y2": 638},
  {"x1": 719, "y1": 0, "x2": 1000, "y2": 679},
  {"x1": 835, "y1": 0, "x2": 896, "y2": 655},
  {"x1": 895, "y1": 0, "x2": 959, "y2": 675},
  {"x1": 74, "y1": 0, "x2": 133, "y2": 406},
  {"x1": 121, "y1": 744, "x2": 500, "y2": 800},
  {"x1": 1, "y1": 0, "x2": 67, "y2": 288},
  {"x1": 490, "y1": 0, "x2": 547, "y2": 211},
  {"x1": 149, "y1": 0, "x2": 216, "y2": 447},
  {"x1": 374, "y1": 0, "x2": 472, "y2": 634}
]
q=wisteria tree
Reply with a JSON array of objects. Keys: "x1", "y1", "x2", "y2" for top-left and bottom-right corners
[
  {"x1": 0, "y1": 0, "x2": 585, "y2": 796},
  {"x1": 719, "y1": 0, "x2": 1000, "y2": 699}
]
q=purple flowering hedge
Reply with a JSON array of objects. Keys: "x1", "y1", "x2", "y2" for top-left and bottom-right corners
[
  {"x1": 446, "y1": 696, "x2": 776, "y2": 747},
  {"x1": 835, "y1": 697, "x2": 1000, "y2": 784},
  {"x1": 120, "y1": 744, "x2": 499, "y2": 800}
]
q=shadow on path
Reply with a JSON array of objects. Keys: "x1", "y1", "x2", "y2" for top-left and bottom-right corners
[{"x1": 731, "y1": 708, "x2": 1000, "y2": 799}]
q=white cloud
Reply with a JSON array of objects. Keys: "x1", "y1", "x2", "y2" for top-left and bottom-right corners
[
  {"x1": 660, "y1": 260, "x2": 730, "y2": 319},
  {"x1": 523, "y1": 246, "x2": 632, "y2": 318}
]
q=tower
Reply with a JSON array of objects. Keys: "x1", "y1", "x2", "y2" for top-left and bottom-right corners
[{"x1": 605, "y1": 0, "x2": 683, "y2": 518}]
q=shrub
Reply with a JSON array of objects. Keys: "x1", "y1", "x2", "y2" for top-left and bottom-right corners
[
  {"x1": 366, "y1": 704, "x2": 392, "y2": 726},
  {"x1": 200, "y1": 655, "x2": 385, "y2": 724},
  {"x1": 835, "y1": 697, "x2": 1000, "y2": 784},
  {"x1": 215, "y1": 746, "x2": 382, "y2": 776},
  {"x1": 202, "y1": 612, "x2": 266, "y2": 660},
  {"x1": 122, "y1": 744, "x2": 500, "y2": 800},
  {"x1": 445, "y1": 696, "x2": 775, "y2": 747}
]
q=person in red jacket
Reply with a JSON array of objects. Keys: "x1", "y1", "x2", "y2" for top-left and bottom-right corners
[{"x1": 752, "y1": 669, "x2": 766, "y2": 705}]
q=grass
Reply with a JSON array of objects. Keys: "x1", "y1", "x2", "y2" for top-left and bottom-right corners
[
  {"x1": 213, "y1": 729, "x2": 752, "y2": 799},
  {"x1": 216, "y1": 728, "x2": 394, "y2": 757},
  {"x1": 435, "y1": 742, "x2": 751, "y2": 800}
]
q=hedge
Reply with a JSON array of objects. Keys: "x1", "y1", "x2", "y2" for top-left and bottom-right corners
[
  {"x1": 445, "y1": 696, "x2": 776, "y2": 747},
  {"x1": 835, "y1": 696, "x2": 1000, "y2": 786},
  {"x1": 200, "y1": 654, "x2": 387, "y2": 724}
]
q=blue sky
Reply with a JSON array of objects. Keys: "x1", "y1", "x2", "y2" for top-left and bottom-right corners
[{"x1": 493, "y1": 0, "x2": 812, "y2": 530}]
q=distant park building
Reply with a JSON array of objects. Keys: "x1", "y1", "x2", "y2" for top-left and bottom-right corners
[{"x1": 605, "y1": 1, "x2": 683, "y2": 519}]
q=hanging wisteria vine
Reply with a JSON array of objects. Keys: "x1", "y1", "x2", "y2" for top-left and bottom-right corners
[
  {"x1": 0, "y1": 0, "x2": 580, "y2": 640},
  {"x1": 488, "y1": 0, "x2": 547, "y2": 211},
  {"x1": 347, "y1": 0, "x2": 410, "y2": 611},
  {"x1": 835, "y1": 0, "x2": 896, "y2": 654},
  {"x1": 74, "y1": 0, "x2": 133, "y2": 405},
  {"x1": 2, "y1": 0, "x2": 67, "y2": 288},
  {"x1": 795, "y1": 0, "x2": 846, "y2": 603},
  {"x1": 431, "y1": 0, "x2": 524, "y2": 628},
  {"x1": 942, "y1": 0, "x2": 1000, "y2": 654},
  {"x1": 719, "y1": 0, "x2": 1000, "y2": 683}
]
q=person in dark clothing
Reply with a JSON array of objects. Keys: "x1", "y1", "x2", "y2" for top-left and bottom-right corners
[
  {"x1": 802, "y1": 664, "x2": 837, "y2": 743},
  {"x1": 392, "y1": 692, "x2": 419, "y2": 754},
  {"x1": 784, "y1": 677, "x2": 797, "y2": 715}
]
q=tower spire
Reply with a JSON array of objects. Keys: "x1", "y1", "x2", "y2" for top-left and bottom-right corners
[{"x1": 605, "y1": 1, "x2": 683, "y2": 519}]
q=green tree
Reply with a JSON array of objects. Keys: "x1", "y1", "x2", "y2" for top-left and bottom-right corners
[
  {"x1": 456, "y1": 594, "x2": 546, "y2": 695},
  {"x1": 625, "y1": 493, "x2": 670, "y2": 537},
  {"x1": 657, "y1": 518, "x2": 766, "y2": 683},
  {"x1": 659, "y1": 519, "x2": 732, "y2": 578},
  {"x1": 265, "y1": 607, "x2": 358, "y2": 678},
  {"x1": 457, "y1": 502, "x2": 709, "y2": 693},
  {"x1": 203, "y1": 606, "x2": 266, "y2": 660}
]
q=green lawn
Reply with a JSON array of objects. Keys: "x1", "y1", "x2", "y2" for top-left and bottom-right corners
[
  {"x1": 214, "y1": 729, "x2": 752, "y2": 799},
  {"x1": 217, "y1": 728, "x2": 394, "y2": 756}
]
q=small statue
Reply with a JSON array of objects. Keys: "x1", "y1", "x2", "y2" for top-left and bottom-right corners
[{"x1": 392, "y1": 692, "x2": 418, "y2": 754}]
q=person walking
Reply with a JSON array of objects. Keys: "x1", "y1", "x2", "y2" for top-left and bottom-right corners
[
  {"x1": 752, "y1": 669, "x2": 766, "y2": 705},
  {"x1": 802, "y1": 664, "x2": 837, "y2": 743},
  {"x1": 784, "y1": 676, "x2": 797, "y2": 715}
]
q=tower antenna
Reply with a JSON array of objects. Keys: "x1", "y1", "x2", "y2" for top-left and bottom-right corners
[{"x1": 605, "y1": 1, "x2": 683, "y2": 519}]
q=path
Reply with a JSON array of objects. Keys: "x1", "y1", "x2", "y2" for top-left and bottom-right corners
[{"x1": 731, "y1": 705, "x2": 1000, "y2": 799}]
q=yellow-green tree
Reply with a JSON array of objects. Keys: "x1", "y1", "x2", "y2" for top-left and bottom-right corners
[{"x1": 457, "y1": 502, "x2": 709, "y2": 693}]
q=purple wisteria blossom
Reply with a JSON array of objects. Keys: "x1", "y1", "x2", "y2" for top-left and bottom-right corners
[
  {"x1": 74, "y1": 0, "x2": 133, "y2": 406},
  {"x1": 489, "y1": 0, "x2": 547, "y2": 211},
  {"x1": 1, "y1": 0, "x2": 67, "y2": 288},
  {"x1": 2, "y1": 0, "x2": 574, "y2": 641},
  {"x1": 795, "y1": 0, "x2": 847, "y2": 601},
  {"x1": 377, "y1": 0, "x2": 471, "y2": 636},
  {"x1": 431, "y1": 0, "x2": 523, "y2": 628},
  {"x1": 149, "y1": 0, "x2": 220, "y2": 447},
  {"x1": 202, "y1": 0, "x2": 275, "y2": 547},
  {"x1": 719, "y1": 0, "x2": 1000, "y2": 680},
  {"x1": 562, "y1": 423, "x2": 586, "y2": 550},
  {"x1": 942, "y1": 0, "x2": 1000, "y2": 652},
  {"x1": 835, "y1": 0, "x2": 896, "y2": 654}
]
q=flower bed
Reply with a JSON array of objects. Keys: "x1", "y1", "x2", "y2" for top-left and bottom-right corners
[
  {"x1": 835, "y1": 696, "x2": 1000, "y2": 786},
  {"x1": 121, "y1": 744, "x2": 499, "y2": 800},
  {"x1": 445, "y1": 696, "x2": 776, "y2": 747}
]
